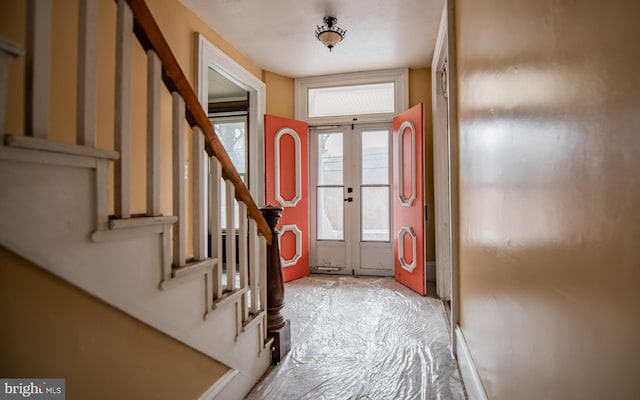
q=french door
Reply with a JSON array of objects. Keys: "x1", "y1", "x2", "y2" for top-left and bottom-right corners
[{"x1": 310, "y1": 123, "x2": 394, "y2": 276}]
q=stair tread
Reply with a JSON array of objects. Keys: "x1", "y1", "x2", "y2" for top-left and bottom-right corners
[
  {"x1": 109, "y1": 215, "x2": 177, "y2": 230},
  {"x1": 160, "y1": 259, "x2": 216, "y2": 290},
  {"x1": 213, "y1": 288, "x2": 247, "y2": 309},
  {"x1": 4, "y1": 133, "x2": 119, "y2": 160}
]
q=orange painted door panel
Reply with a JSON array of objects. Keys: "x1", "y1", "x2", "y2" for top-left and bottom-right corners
[
  {"x1": 265, "y1": 115, "x2": 309, "y2": 282},
  {"x1": 392, "y1": 104, "x2": 426, "y2": 295}
]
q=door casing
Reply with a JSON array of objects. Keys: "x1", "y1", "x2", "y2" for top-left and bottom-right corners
[
  {"x1": 432, "y1": 0, "x2": 460, "y2": 352},
  {"x1": 196, "y1": 33, "x2": 266, "y2": 204}
]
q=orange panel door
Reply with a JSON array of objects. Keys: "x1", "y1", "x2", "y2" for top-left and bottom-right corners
[
  {"x1": 392, "y1": 103, "x2": 426, "y2": 295},
  {"x1": 265, "y1": 115, "x2": 309, "y2": 282}
]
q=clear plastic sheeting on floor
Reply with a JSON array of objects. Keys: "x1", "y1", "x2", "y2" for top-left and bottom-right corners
[{"x1": 246, "y1": 276, "x2": 465, "y2": 400}]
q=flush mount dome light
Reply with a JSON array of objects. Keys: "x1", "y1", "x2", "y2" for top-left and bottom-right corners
[{"x1": 315, "y1": 16, "x2": 346, "y2": 52}]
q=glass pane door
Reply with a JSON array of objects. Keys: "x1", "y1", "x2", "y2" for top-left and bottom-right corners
[
  {"x1": 355, "y1": 126, "x2": 393, "y2": 275},
  {"x1": 310, "y1": 123, "x2": 393, "y2": 276},
  {"x1": 316, "y1": 132, "x2": 344, "y2": 240}
]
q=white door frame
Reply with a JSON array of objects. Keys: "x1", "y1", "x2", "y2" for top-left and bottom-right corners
[
  {"x1": 432, "y1": 0, "x2": 460, "y2": 353},
  {"x1": 196, "y1": 33, "x2": 266, "y2": 205},
  {"x1": 353, "y1": 123, "x2": 394, "y2": 277}
]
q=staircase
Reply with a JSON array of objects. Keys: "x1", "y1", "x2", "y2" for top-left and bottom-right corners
[{"x1": 0, "y1": 1, "x2": 272, "y2": 398}]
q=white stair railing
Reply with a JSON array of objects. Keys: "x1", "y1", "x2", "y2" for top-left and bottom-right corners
[{"x1": 9, "y1": 0, "x2": 272, "y2": 344}]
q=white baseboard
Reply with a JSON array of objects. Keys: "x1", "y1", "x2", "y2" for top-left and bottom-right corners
[
  {"x1": 198, "y1": 368, "x2": 239, "y2": 400},
  {"x1": 426, "y1": 261, "x2": 436, "y2": 282},
  {"x1": 455, "y1": 326, "x2": 489, "y2": 400}
]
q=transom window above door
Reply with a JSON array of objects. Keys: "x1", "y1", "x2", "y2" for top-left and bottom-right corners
[
  {"x1": 308, "y1": 83, "x2": 395, "y2": 118},
  {"x1": 295, "y1": 69, "x2": 409, "y2": 124}
]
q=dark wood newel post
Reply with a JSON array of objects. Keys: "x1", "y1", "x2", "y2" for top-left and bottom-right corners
[{"x1": 260, "y1": 205, "x2": 291, "y2": 364}]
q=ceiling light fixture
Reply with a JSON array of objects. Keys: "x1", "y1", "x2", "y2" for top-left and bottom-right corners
[{"x1": 315, "y1": 16, "x2": 346, "y2": 52}]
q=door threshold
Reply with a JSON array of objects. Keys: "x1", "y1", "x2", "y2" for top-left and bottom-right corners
[
  {"x1": 310, "y1": 267, "x2": 351, "y2": 275},
  {"x1": 316, "y1": 266, "x2": 342, "y2": 272}
]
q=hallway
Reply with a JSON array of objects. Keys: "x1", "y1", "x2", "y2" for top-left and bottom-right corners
[{"x1": 246, "y1": 275, "x2": 465, "y2": 399}]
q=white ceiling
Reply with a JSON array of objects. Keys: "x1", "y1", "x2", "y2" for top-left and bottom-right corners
[{"x1": 180, "y1": 0, "x2": 444, "y2": 78}]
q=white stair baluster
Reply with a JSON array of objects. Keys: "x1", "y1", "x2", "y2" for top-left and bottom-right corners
[
  {"x1": 225, "y1": 180, "x2": 236, "y2": 292},
  {"x1": 95, "y1": 159, "x2": 109, "y2": 232},
  {"x1": 193, "y1": 127, "x2": 206, "y2": 260},
  {"x1": 172, "y1": 92, "x2": 186, "y2": 267},
  {"x1": 76, "y1": 0, "x2": 98, "y2": 146},
  {"x1": 248, "y1": 218, "x2": 260, "y2": 314},
  {"x1": 114, "y1": 0, "x2": 132, "y2": 218},
  {"x1": 25, "y1": 0, "x2": 51, "y2": 139},
  {"x1": 259, "y1": 235, "x2": 268, "y2": 337},
  {"x1": 238, "y1": 202, "x2": 248, "y2": 321},
  {"x1": 146, "y1": 50, "x2": 162, "y2": 216},
  {"x1": 209, "y1": 158, "x2": 223, "y2": 299}
]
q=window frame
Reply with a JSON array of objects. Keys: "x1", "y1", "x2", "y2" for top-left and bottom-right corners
[
  {"x1": 196, "y1": 33, "x2": 266, "y2": 204},
  {"x1": 295, "y1": 69, "x2": 409, "y2": 125}
]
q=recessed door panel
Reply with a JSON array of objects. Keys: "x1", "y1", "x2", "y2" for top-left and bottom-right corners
[{"x1": 393, "y1": 103, "x2": 426, "y2": 295}]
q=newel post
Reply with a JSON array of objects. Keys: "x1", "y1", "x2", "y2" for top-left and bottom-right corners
[{"x1": 260, "y1": 205, "x2": 291, "y2": 364}]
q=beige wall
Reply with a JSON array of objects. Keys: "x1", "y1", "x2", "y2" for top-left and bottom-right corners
[
  {"x1": 455, "y1": 0, "x2": 640, "y2": 399},
  {"x1": 263, "y1": 70, "x2": 295, "y2": 119},
  {"x1": 0, "y1": 0, "x2": 261, "y2": 138},
  {"x1": 0, "y1": 247, "x2": 228, "y2": 400}
]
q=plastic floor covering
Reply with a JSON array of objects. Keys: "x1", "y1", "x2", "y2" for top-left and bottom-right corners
[{"x1": 246, "y1": 275, "x2": 465, "y2": 400}]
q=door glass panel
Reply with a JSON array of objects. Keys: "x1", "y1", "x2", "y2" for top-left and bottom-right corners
[
  {"x1": 361, "y1": 186, "x2": 389, "y2": 241},
  {"x1": 317, "y1": 187, "x2": 344, "y2": 240},
  {"x1": 361, "y1": 129, "x2": 390, "y2": 241},
  {"x1": 317, "y1": 132, "x2": 344, "y2": 240},
  {"x1": 362, "y1": 130, "x2": 389, "y2": 184},
  {"x1": 317, "y1": 133, "x2": 343, "y2": 185}
]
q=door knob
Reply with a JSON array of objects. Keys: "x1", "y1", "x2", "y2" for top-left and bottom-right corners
[{"x1": 344, "y1": 197, "x2": 353, "y2": 202}]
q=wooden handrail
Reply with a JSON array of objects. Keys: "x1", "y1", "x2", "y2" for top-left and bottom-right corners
[{"x1": 120, "y1": 0, "x2": 272, "y2": 243}]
